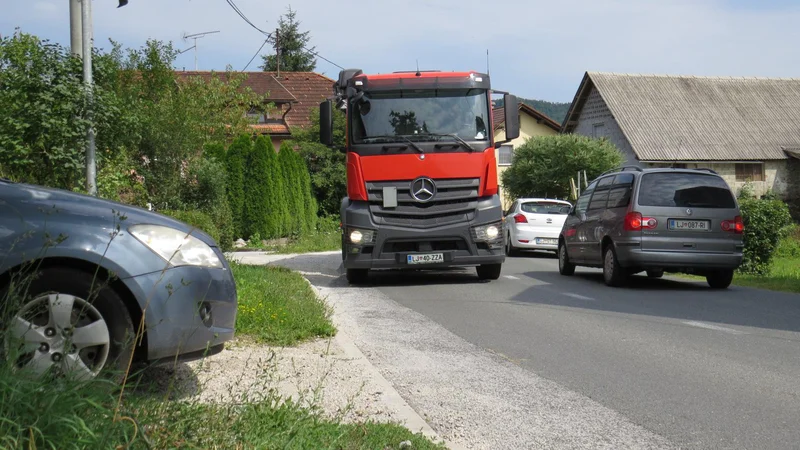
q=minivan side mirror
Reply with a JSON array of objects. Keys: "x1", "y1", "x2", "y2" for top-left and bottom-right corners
[{"x1": 319, "y1": 100, "x2": 334, "y2": 147}]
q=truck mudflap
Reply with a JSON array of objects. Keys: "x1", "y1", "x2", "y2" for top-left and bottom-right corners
[{"x1": 340, "y1": 195, "x2": 506, "y2": 271}]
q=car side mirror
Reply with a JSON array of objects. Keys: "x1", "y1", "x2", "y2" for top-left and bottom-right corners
[{"x1": 320, "y1": 100, "x2": 334, "y2": 147}]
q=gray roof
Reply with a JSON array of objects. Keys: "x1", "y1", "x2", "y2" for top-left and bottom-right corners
[{"x1": 563, "y1": 72, "x2": 800, "y2": 161}]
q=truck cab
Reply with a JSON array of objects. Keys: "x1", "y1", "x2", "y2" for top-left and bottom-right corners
[{"x1": 319, "y1": 69, "x2": 520, "y2": 284}]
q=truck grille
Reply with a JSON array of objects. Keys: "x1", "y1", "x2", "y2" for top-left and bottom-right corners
[{"x1": 366, "y1": 178, "x2": 480, "y2": 228}]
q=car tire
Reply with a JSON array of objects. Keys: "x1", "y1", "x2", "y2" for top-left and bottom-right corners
[
  {"x1": 346, "y1": 268, "x2": 368, "y2": 285},
  {"x1": 646, "y1": 269, "x2": 664, "y2": 279},
  {"x1": 706, "y1": 269, "x2": 734, "y2": 289},
  {"x1": 505, "y1": 233, "x2": 519, "y2": 257},
  {"x1": 558, "y1": 243, "x2": 575, "y2": 276},
  {"x1": 476, "y1": 264, "x2": 502, "y2": 280},
  {"x1": 5, "y1": 267, "x2": 134, "y2": 381},
  {"x1": 603, "y1": 245, "x2": 628, "y2": 287}
]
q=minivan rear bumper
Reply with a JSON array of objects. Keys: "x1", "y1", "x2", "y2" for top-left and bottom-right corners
[{"x1": 617, "y1": 247, "x2": 742, "y2": 270}]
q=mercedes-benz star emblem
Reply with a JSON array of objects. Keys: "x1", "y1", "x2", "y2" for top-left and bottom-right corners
[
  {"x1": 686, "y1": 208, "x2": 693, "y2": 216},
  {"x1": 410, "y1": 177, "x2": 436, "y2": 203}
]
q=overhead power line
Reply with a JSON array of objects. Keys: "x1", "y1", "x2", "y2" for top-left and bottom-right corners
[
  {"x1": 243, "y1": 38, "x2": 269, "y2": 71},
  {"x1": 224, "y1": 0, "x2": 271, "y2": 36}
]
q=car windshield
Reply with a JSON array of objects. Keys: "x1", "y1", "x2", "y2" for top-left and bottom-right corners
[
  {"x1": 521, "y1": 201, "x2": 571, "y2": 214},
  {"x1": 351, "y1": 89, "x2": 490, "y2": 144},
  {"x1": 638, "y1": 172, "x2": 736, "y2": 208}
]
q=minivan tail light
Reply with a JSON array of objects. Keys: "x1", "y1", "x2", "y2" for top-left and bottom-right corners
[
  {"x1": 513, "y1": 214, "x2": 527, "y2": 224},
  {"x1": 721, "y1": 216, "x2": 744, "y2": 234},
  {"x1": 624, "y1": 212, "x2": 657, "y2": 231}
]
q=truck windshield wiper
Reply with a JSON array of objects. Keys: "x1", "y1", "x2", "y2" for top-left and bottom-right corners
[
  {"x1": 421, "y1": 133, "x2": 474, "y2": 152},
  {"x1": 363, "y1": 135, "x2": 424, "y2": 154}
]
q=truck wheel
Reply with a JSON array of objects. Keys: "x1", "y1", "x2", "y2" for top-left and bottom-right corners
[
  {"x1": 346, "y1": 269, "x2": 368, "y2": 285},
  {"x1": 476, "y1": 264, "x2": 502, "y2": 281},
  {"x1": 706, "y1": 269, "x2": 734, "y2": 289}
]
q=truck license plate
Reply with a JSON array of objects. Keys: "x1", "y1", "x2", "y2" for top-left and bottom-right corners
[
  {"x1": 668, "y1": 219, "x2": 710, "y2": 231},
  {"x1": 407, "y1": 253, "x2": 444, "y2": 265}
]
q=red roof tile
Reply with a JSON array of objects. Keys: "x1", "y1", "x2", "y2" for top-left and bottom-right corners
[{"x1": 176, "y1": 71, "x2": 334, "y2": 130}]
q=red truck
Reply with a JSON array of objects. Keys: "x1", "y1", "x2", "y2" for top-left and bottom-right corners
[{"x1": 319, "y1": 68, "x2": 520, "y2": 284}]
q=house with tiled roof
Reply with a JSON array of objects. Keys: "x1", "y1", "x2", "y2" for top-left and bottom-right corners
[
  {"x1": 561, "y1": 71, "x2": 800, "y2": 200},
  {"x1": 493, "y1": 102, "x2": 561, "y2": 209},
  {"x1": 176, "y1": 70, "x2": 334, "y2": 147}
]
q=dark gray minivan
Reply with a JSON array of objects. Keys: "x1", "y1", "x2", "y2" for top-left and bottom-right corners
[{"x1": 557, "y1": 167, "x2": 744, "y2": 288}]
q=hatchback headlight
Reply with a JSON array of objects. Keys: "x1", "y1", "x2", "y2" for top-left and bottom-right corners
[{"x1": 129, "y1": 224, "x2": 223, "y2": 268}]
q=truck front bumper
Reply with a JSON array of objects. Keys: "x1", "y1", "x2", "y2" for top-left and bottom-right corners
[{"x1": 341, "y1": 197, "x2": 505, "y2": 270}]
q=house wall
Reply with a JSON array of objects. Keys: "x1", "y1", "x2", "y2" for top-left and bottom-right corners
[
  {"x1": 495, "y1": 113, "x2": 559, "y2": 209},
  {"x1": 571, "y1": 86, "x2": 639, "y2": 165},
  {"x1": 646, "y1": 161, "x2": 790, "y2": 197}
]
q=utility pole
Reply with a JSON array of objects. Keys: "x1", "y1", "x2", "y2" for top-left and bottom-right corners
[
  {"x1": 69, "y1": 0, "x2": 82, "y2": 57},
  {"x1": 81, "y1": 0, "x2": 96, "y2": 196},
  {"x1": 274, "y1": 28, "x2": 280, "y2": 78}
]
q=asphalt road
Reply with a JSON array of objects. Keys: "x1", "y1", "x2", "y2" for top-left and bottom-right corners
[{"x1": 257, "y1": 251, "x2": 800, "y2": 449}]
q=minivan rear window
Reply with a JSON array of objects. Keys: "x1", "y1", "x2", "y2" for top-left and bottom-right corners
[
  {"x1": 638, "y1": 173, "x2": 736, "y2": 208},
  {"x1": 521, "y1": 201, "x2": 571, "y2": 215}
]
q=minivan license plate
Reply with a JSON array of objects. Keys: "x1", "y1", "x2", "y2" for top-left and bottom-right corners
[
  {"x1": 668, "y1": 219, "x2": 710, "y2": 231},
  {"x1": 407, "y1": 253, "x2": 444, "y2": 265}
]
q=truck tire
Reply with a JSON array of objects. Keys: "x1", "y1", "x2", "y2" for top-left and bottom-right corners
[
  {"x1": 476, "y1": 264, "x2": 502, "y2": 281},
  {"x1": 346, "y1": 268, "x2": 368, "y2": 285}
]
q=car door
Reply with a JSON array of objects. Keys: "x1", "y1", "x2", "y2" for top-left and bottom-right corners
[
  {"x1": 564, "y1": 180, "x2": 597, "y2": 262},
  {"x1": 581, "y1": 176, "x2": 613, "y2": 264}
]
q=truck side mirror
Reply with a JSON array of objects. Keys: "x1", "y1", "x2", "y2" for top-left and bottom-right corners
[
  {"x1": 320, "y1": 100, "x2": 334, "y2": 147},
  {"x1": 503, "y1": 94, "x2": 520, "y2": 141}
]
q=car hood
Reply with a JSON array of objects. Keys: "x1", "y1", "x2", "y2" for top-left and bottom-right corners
[{"x1": 1, "y1": 181, "x2": 218, "y2": 246}]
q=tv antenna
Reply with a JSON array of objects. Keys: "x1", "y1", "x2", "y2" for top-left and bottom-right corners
[{"x1": 179, "y1": 30, "x2": 220, "y2": 70}]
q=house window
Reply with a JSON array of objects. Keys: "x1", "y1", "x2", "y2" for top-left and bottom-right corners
[
  {"x1": 735, "y1": 163, "x2": 764, "y2": 182},
  {"x1": 246, "y1": 108, "x2": 266, "y2": 124},
  {"x1": 592, "y1": 123, "x2": 605, "y2": 138},
  {"x1": 498, "y1": 145, "x2": 513, "y2": 166}
]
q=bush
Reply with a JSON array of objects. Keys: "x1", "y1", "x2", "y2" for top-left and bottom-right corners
[
  {"x1": 244, "y1": 136, "x2": 287, "y2": 239},
  {"x1": 279, "y1": 142, "x2": 305, "y2": 235},
  {"x1": 203, "y1": 141, "x2": 226, "y2": 162},
  {"x1": 775, "y1": 224, "x2": 800, "y2": 259},
  {"x1": 501, "y1": 134, "x2": 624, "y2": 201},
  {"x1": 161, "y1": 209, "x2": 221, "y2": 245},
  {"x1": 226, "y1": 135, "x2": 250, "y2": 239},
  {"x1": 738, "y1": 198, "x2": 793, "y2": 275},
  {"x1": 182, "y1": 157, "x2": 234, "y2": 250}
]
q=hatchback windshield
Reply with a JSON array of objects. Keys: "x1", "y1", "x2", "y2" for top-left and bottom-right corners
[
  {"x1": 351, "y1": 89, "x2": 489, "y2": 144},
  {"x1": 521, "y1": 201, "x2": 572, "y2": 214},
  {"x1": 638, "y1": 172, "x2": 736, "y2": 208}
]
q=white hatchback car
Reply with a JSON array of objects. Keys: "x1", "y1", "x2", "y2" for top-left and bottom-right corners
[{"x1": 503, "y1": 198, "x2": 573, "y2": 256}]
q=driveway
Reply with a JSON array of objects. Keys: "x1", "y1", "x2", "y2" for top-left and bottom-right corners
[{"x1": 248, "y1": 251, "x2": 800, "y2": 450}]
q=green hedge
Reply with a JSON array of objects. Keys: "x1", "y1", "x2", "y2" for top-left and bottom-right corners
[
  {"x1": 226, "y1": 135, "x2": 250, "y2": 239},
  {"x1": 161, "y1": 209, "x2": 221, "y2": 245},
  {"x1": 738, "y1": 198, "x2": 793, "y2": 275}
]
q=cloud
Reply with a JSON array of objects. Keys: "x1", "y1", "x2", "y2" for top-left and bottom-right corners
[
  {"x1": 3, "y1": 0, "x2": 800, "y2": 102},
  {"x1": 32, "y1": 1, "x2": 60, "y2": 15}
]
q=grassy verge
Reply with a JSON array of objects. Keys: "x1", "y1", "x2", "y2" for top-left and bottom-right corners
[
  {"x1": 232, "y1": 262, "x2": 336, "y2": 346},
  {"x1": 242, "y1": 216, "x2": 341, "y2": 254}
]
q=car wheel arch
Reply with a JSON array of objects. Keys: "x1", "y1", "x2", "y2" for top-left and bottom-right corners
[
  {"x1": 1, "y1": 256, "x2": 148, "y2": 361},
  {"x1": 601, "y1": 236, "x2": 614, "y2": 257}
]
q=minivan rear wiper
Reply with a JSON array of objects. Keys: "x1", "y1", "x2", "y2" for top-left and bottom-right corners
[{"x1": 364, "y1": 135, "x2": 424, "y2": 154}]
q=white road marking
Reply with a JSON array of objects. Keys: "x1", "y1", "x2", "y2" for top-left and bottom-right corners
[
  {"x1": 563, "y1": 293, "x2": 595, "y2": 301},
  {"x1": 682, "y1": 321, "x2": 745, "y2": 335},
  {"x1": 299, "y1": 271, "x2": 340, "y2": 278},
  {"x1": 503, "y1": 275, "x2": 520, "y2": 280}
]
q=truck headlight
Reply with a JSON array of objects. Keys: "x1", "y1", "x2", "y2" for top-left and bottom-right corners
[
  {"x1": 471, "y1": 221, "x2": 503, "y2": 242},
  {"x1": 129, "y1": 224, "x2": 223, "y2": 268},
  {"x1": 347, "y1": 227, "x2": 376, "y2": 245}
]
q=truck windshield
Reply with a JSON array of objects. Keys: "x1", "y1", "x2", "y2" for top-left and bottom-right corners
[{"x1": 351, "y1": 89, "x2": 489, "y2": 144}]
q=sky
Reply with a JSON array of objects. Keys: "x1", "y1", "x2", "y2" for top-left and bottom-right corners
[{"x1": 3, "y1": 0, "x2": 800, "y2": 102}]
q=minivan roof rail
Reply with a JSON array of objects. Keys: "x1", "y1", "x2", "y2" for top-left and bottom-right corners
[
  {"x1": 598, "y1": 165, "x2": 643, "y2": 178},
  {"x1": 694, "y1": 168, "x2": 719, "y2": 175}
]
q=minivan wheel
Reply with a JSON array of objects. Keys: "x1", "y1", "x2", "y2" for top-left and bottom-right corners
[
  {"x1": 603, "y1": 245, "x2": 627, "y2": 287},
  {"x1": 5, "y1": 268, "x2": 134, "y2": 381},
  {"x1": 646, "y1": 269, "x2": 664, "y2": 279},
  {"x1": 558, "y1": 243, "x2": 575, "y2": 276},
  {"x1": 706, "y1": 269, "x2": 734, "y2": 289}
]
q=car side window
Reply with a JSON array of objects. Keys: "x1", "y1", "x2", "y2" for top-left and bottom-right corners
[
  {"x1": 607, "y1": 173, "x2": 634, "y2": 208},
  {"x1": 575, "y1": 180, "x2": 598, "y2": 214},
  {"x1": 588, "y1": 176, "x2": 613, "y2": 211}
]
